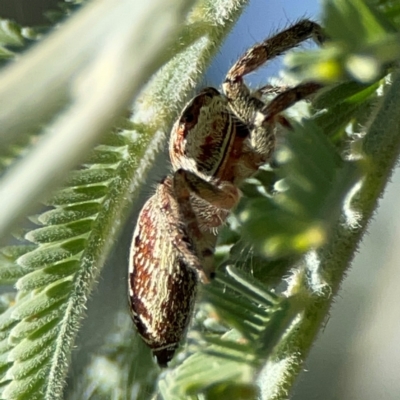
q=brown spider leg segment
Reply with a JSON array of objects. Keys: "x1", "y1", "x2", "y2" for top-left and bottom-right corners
[
  {"x1": 172, "y1": 170, "x2": 215, "y2": 283},
  {"x1": 175, "y1": 169, "x2": 240, "y2": 211},
  {"x1": 253, "y1": 83, "x2": 291, "y2": 99},
  {"x1": 173, "y1": 168, "x2": 241, "y2": 278},
  {"x1": 225, "y1": 19, "x2": 324, "y2": 85},
  {"x1": 261, "y1": 82, "x2": 323, "y2": 122},
  {"x1": 252, "y1": 84, "x2": 295, "y2": 129},
  {"x1": 129, "y1": 176, "x2": 200, "y2": 367},
  {"x1": 222, "y1": 19, "x2": 324, "y2": 160},
  {"x1": 223, "y1": 19, "x2": 324, "y2": 126}
]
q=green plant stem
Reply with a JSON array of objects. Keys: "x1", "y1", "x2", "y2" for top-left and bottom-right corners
[{"x1": 260, "y1": 72, "x2": 400, "y2": 399}]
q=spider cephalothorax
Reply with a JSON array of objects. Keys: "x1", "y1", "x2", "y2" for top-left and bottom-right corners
[{"x1": 129, "y1": 19, "x2": 324, "y2": 367}]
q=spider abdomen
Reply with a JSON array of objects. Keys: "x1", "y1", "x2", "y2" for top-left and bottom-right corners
[{"x1": 129, "y1": 180, "x2": 198, "y2": 367}]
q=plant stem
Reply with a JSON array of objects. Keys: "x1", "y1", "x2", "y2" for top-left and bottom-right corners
[{"x1": 260, "y1": 72, "x2": 400, "y2": 399}]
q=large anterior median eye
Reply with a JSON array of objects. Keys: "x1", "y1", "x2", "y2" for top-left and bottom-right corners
[
  {"x1": 181, "y1": 110, "x2": 195, "y2": 124},
  {"x1": 179, "y1": 98, "x2": 202, "y2": 132},
  {"x1": 180, "y1": 87, "x2": 222, "y2": 131}
]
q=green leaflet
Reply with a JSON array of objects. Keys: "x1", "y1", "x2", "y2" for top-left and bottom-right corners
[
  {"x1": 10, "y1": 328, "x2": 59, "y2": 362},
  {"x1": 160, "y1": 267, "x2": 293, "y2": 399},
  {"x1": 286, "y1": 0, "x2": 400, "y2": 83},
  {"x1": 16, "y1": 261, "x2": 80, "y2": 292},
  {"x1": 237, "y1": 121, "x2": 361, "y2": 259},
  {"x1": 0, "y1": 124, "x2": 134, "y2": 398}
]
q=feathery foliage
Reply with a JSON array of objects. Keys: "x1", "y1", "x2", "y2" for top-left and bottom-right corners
[{"x1": 0, "y1": 0, "x2": 400, "y2": 399}]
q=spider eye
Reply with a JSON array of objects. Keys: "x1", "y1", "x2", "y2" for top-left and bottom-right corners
[{"x1": 181, "y1": 111, "x2": 195, "y2": 124}]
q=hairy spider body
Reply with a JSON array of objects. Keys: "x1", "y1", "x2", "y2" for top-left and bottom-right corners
[
  {"x1": 129, "y1": 177, "x2": 198, "y2": 366},
  {"x1": 129, "y1": 19, "x2": 324, "y2": 367}
]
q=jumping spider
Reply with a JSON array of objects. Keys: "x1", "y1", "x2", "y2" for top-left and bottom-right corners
[{"x1": 129, "y1": 19, "x2": 324, "y2": 367}]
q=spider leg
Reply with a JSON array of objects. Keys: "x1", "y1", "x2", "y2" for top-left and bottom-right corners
[
  {"x1": 222, "y1": 19, "x2": 324, "y2": 160},
  {"x1": 241, "y1": 81, "x2": 323, "y2": 160},
  {"x1": 225, "y1": 19, "x2": 324, "y2": 85},
  {"x1": 261, "y1": 82, "x2": 323, "y2": 122},
  {"x1": 172, "y1": 169, "x2": 241, "y2": 280},
  {"x1": 253, "y1": 83, "x2": 291, "y2": 99},
  {"x1": 147, "y1": 176, "x2": 209, "y2": 285},
  {"x1": 175, "y1": 169, "x2": 239, "y2": 210},
  {"x1": 223, "y1": 19, "x2": 324, "y2": 125}
]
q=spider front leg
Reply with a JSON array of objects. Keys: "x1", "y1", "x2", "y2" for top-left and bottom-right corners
[
  {"x1": 223, "y1": 19, "x2": 324, "y2": 128},
  {"x1": 222, "y1": 19, "x2": 324, "y2": 159}
]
